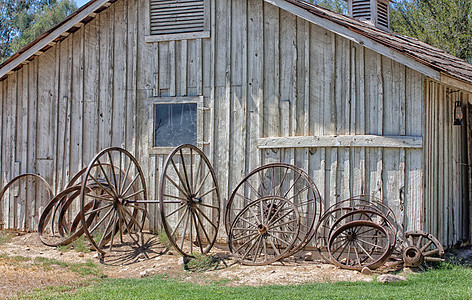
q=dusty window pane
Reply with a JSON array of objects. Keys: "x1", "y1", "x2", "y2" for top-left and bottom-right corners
[{"x1": 154, "y1": 103, "x2": 197, "y2": 147}]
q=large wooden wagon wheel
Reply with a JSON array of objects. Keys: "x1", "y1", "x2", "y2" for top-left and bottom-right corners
[
  {"x1": 228, "y1": 196, "x2": 300, "y2": 265},
  {"x1": 402, "y1": 230, "x2": 444, "y2": 270},
  {"x1": 226, "y1": 163, "x2": 321, "y2": 257},
  {"x1": 327, "y1": 220, "x2": 391, "y2": 271},
  {"x1": 159, "y1": 144, "x2": 220, "y2": 257},
  {"x1": 79, "y1": 147, "x2": 148, "y2": 254}
]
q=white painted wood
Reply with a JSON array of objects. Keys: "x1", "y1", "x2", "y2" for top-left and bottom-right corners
[{"x1": 258, "y1": 135, "x2": 423, "y2": 149}]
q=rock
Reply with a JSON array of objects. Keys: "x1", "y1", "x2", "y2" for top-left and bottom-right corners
[
  {"x1": 25, "y1": 247, "x2": 30, "y2": 251},
  {"x1": 78, "y1": 252, "x2": 85, "y2": 258},
  {"x1": 165, "y1": 266, "x2": 171, "y2": 270},
  {"x1": 178, "y1": 256, "x2": 190, "y2": 266},
  {"x1": 377, "y1": 274, "x2": 407, "y2": 283},
  {"x1": 155, "y1": 256, "x2": 162, "y2": 261},
  {"x1": 304, "y1": 252, "x2": 314, "y2": 261},
  {"x1": 93, "y1": 253, "x2": 101, "y2": 259},
  {"x1": 140, "y1": 269, "x2": 152, "y2": 278},
  {"x1": 361, "y1": 267, "x2": 372, "y2": 275},
  {"x1": 59, "y1": 252, "x2": 63, "y2": 256},
  {"x1": 167, "y1": 251, "x2": 174, "y2": 255},
  {"x1": 138, "y1": 253, "x2": 146, "y2": 259}
]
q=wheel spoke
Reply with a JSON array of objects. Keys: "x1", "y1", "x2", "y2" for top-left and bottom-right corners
[
  {"x1": 122, "y1": 174, "x2": 140, "y2": 198},
  {"x1": 194, "y1": 206, "x2": 218, "y2": 229},
  {"x1": 194, "y1": 170, "x2": 211, "y2": 196},
  {"x1": 197, "y1": 202, "x2": 219, "y2": 210},
  {"x1": 88, "y1": 206, "x2": 114, "y2": 235},
  {"x1": 240, "y1": 235, "x2": 261, "y2": 261},
  {"x1": 274, "y1": 167, "x2": 290, "y2": 196},
  {"x1": 122, "y1": 189, "x2": 145, "y2": 201},
  {"x1": 252, "y1": 236, "x2": 264, "y2": 262},
  {"x1": 84, "y1": 203, "x2": 114, "y2": 216},
  {"x1": 165, "y1": 203, "x2": 187, "y2": 218},
  {"x1": 170, "y1": 206, "x2": 190, "y2": 237},
  {"x1": 282, "y1": 173, "x2": 303, "y2": 198},
  {"x1": 191, "y1": 210, "x2": 204, "y2": 253},
  {"x1": 98, "y1": 209, "x2": 116, "y2": 248},
  {"x1": 423, "y1": 248, "x2": 440, "y2": 256},
  {"x1": 355, "y1": 240, "x2": 374, "y2": 260},
  {"x1": 97, "y1": 160, "x2": 118, "y2": 196},
  {"x1": 232, "y1": 231, "x2": 258, "y2": 243},
  {"x1": 194, "y1": 209, "x2": 212, "y2": 245},
  {"x1": 268, "y1": 235, "x2": 281, "y2": 256},
  {"x1": 246, "y1": 180, "x2": 263, "y2": 199},
  {"x1": 180, "y1": 207, "x2": 191, "y2": 251},
  {"x1": 85, "y1": 193, "x2": 114, "y2": 202},
  {"x1": 267, "y1": 232, "x2": 292, "y2": 246},
  {"x1": 120, "y1": 158, "x2": 133, "y2": 195},
  {"x1": 420, "y1": 239, "x2": 433, "y2": 252},
  {"x1": 107, "y1": 151, "x2": 119, "y2": 195},
  {"x1": 171, "y1": 158, "x2": 191, "y2": 195},
  {"x1": 234, "y1": 232, "x2": 259, "y2": 254},
  {"x1": 88, "y1": 174, "x2": 115, "y2": 198},
  {"x1": 165, "y1": 175, "x2": 190, "y2": 197},
  {"x1": 198, "y1": 187, "x2": 217, "y2": 199},
  {"x1": 416, "y1": 234, "x2": 423, "y2": 248},
  {"x1": 179, "y1": 149, "x2": 193, "y2": 196}
]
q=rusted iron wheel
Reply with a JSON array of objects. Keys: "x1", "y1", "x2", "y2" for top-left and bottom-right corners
[
  {"x1": 80, "y1": 147, "x2": 148, "y2": 254},
  {"x1": 402, "y1": 230, "x2": 444, "y2": 270},
  {"x1": 314, "y1": 195, "x2": 402, "y2": 263},
  {"x1": 159, "y1": 144, "x2": 220, "y2": 257},
  {"x1": 0, "y1": 173, "x2": 53, "y2": 230},
  {"x1": 228, "y1": 196, "x2": 300, "y2": 265},
  {"x1": 226, "y1": 163, "x2": 321, "y2": 257},
  {"x1": 328, "y1": 220, "x2": 391, "y2": 271}
]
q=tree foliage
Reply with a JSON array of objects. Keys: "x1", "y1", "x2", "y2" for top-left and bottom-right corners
[
  {"x1": 390, "y1": 0, "x2": 472, "y2": 62},
  {"x1": 310, "y1": 0, "x2": 472, "y2": 62},
  {"x1": 0, "y1": 0, "x2": 77, "y2": 64}
]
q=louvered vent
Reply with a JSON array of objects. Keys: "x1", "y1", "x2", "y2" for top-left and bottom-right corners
[
  {"x1": 377, "y1": 1, "x2": 389, "y2": 28},
  {"x1": 150, "y1": 0, "x2": 205, "y2": 35},
  {"x1": 352, "y1": 0, "x2": 371, "y2": 20}
]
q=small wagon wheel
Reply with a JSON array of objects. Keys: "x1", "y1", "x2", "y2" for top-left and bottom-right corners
[
  {"x1": 228, "y1": 196, "x2": 300, "y2": 265},
  {"x1": 327, "y1": 220, "x2": 391, "y2": 271},
  {"x1": 226, "y1": 163, "x2": 321, "y2": 257},
  {"x1": 159, "y1": 144, "x2": 220, "y2": 257},
  {"x1": 402, "y1": 230, "x2": 444, "y2": 270},
  {"x1": 80, "y1": 147, "x2": 148, "y2": 254}
]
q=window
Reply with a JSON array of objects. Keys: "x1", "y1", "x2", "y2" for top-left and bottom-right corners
[
  {"x1": 154, "y1": 103, "x2": 197, "y2": 147},
  {"x1": 148, "y1": 96, "x2": 204, "y2": 154},
  {"x1": 146, "y1": 0, "x2": 210, "y2": 42}
]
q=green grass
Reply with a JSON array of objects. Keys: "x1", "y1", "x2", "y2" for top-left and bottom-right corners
[
  {"x1": 33, "y1": 257, "x2": 104, "y2": 277},
  {"x1": 27, "y1": 263, "x2": 472, "y2": 299},
  {"x1": 0, "y1": 232, "x2": 13, "y2": 245}
]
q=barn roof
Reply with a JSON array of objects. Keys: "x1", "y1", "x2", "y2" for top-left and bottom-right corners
[{"x1": 1, "y1": 0, "x2": 472, "y2": 92}]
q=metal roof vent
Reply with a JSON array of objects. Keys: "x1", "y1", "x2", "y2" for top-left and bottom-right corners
[{"x1": 349, "y1": 0, "x2": 390, "y2": 31}]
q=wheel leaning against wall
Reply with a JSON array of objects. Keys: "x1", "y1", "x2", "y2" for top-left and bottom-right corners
[
  {"x1": 79, "y1": 147, "x2": 148, "y2": 255},
  {"x1": 159, "y1": 144, "x2": 221, "y2": 257}
]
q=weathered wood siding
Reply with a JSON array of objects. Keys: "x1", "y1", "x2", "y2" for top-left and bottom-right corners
[
  {"x1": 423, "y1": 80, "x2": 469, "y2": 247},
  {"x1": 0, "y1": 0, "x2": 466, "y2": 247}
]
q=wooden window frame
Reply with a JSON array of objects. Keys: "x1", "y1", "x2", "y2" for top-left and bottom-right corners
[
  {"x1": 148, "y1": 96, "x2": 204, "y2": 155},
  {"x1": 145, "y1": 0, "x2": 211, "y2": 43}
]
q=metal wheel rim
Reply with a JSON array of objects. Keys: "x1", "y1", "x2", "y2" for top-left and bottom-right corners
[
  {"x1": 228, "y1": 196, "x2": 300, "y2": 265},
  {"x1": 226, "y1": 163, "x2": 321, "y2": 257},
  {"x1": 159, "y1": 144, "x2": 221, "y2": 257},
  {"x1": 80, "y1": 147, "x2": 148, "y2": 254},
  {"x1": 328, "y1": 220, "x2": 391, "y2": 271}
]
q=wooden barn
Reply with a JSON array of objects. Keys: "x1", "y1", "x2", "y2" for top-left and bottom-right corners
[{"x1": 0, "y1": 0, "x2": 472, "y2": 248}]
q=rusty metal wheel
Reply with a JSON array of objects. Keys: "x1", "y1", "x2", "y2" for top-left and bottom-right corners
[
  {"x1": 328, "y1": 220, "x2": 391, "y2": 271},
  {"x1": 38, "y1": 186, "x2": 83, "y2": 246},
  {"x1": 80, "y1": 147, "x2": 148, "y2": 254},
  {"x1": 226, "y1": 163, "x2": 321, "y2": 257},
  {"x1": 314, "y1": 195, "x2": 402, "y2": 263},
  {"x1": 0, "y1": 174, "x2": 53, "y2": 230},
  {"x1": 228, "y1": 196, "x2": 300, "y2": 265},
  {"x1": 402, "y1": 230, "x2": 444, "y2": 270},
  {"x1": 159, "y1": 144, "x2": 220, "y2": 257}
]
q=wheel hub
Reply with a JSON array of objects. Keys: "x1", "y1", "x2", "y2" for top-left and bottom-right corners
[
  {"x1": 257, "y1": 224, "x2": 268, "y2": 235},
  {"x1": 403, "y1": 245, "x2": 424, "y2": 267},
  {"x1": 346, "y1": 231, "x2": 357, "y2": 242}
]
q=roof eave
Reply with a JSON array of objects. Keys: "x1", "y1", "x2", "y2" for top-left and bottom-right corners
[
  {"x1": 0, "y1": 0, "x2": 114, "y2": 80},
  {"x1": 265, "y1": 0, "x2": 442, "y2": 79}
]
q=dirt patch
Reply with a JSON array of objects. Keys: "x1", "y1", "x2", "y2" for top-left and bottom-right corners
[{"x1": 0, "y1": 231, "x2": 376, "y2": 297}]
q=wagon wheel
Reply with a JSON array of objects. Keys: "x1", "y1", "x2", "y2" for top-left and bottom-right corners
[
  {"x1": 80, "y1": 147, "x2": 148, "y2": 254},
  {"x1": 159, "y1": 144, "x2": 220, "y2": 257},
  {"x1": 402, "y1": 230, "x2": 444, "y2": 270},
  {"x1": 314, "y1": 195, "x2": 402, "y2": 263},
  {"x1": 328, "y1": 220, "x2": 391, "y2": 271},
  {"x1": 226, "y1": 163, "x2": 321, "y2": 257},
  {"x1": 228, "y1": 196, "x2": 300, "y2": 265},
  {"x1": 0, "y1": 174, "x2": 53, "y2": 230}
]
